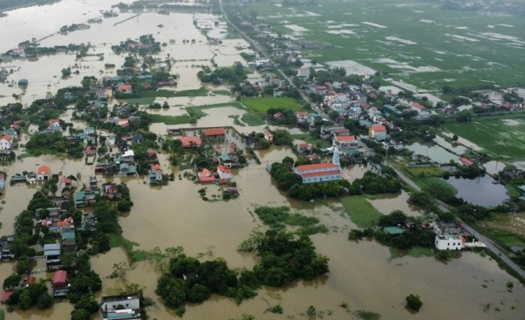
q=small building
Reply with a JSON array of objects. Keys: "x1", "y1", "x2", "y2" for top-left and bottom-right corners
[
  {"x1": 117, "y1": 84, "x2": 133, "y2": 94},
  {"x1": 149, "y1": 164, "x2": 163, "y2": 185},
  {"x1": 131, "y1": 133, "x2": 144, "y2": 144},
  {"x1": 85, "y1": 146, "x2": 96, "y2": 156},
  {"x1": 101, "y1": 294, "x2": 141, "y2": 320},
  {"x1": 264, "y1": 130, "x2": 273, "y2": 143},
  {"x1": 0, "y1": 174, "x2": 5, "y2": 190},
  {"x1": 384, "y1": 226, "x2": 405, "y2": 235},
  {"x1": 460, "y1": 157, "x2": 474, "y2": 166},
  {"x1": 198, "y1": 169, "x2": 215, "y2": 184},
  {"x1": 37, "y1": 165, "x2": 51, "y2": 181},
  {"x1": 297, "y1": 66, "x2": 310, "y2": 78},
  {"x1": 0, "y1": 135, "x2": 13, "y2": 150},
  {"x1": 204, "y1": 128, "x2": 225, "y2": 139},
  {"x1": 333, "y1": 135, "x2": 358, "y2": 148},
  {"x1": 49, "y1": 119, "x2": 61, "y2": 132},
  {"x1": 52, "y1": 270, "x2": 69, "y2": 297},
  {"x1": 44, "y1": 243, "x2": 61, "y2": 270},
  {"x1": 178, "y1": 136, "x2": 202, "y2": 148},
  {"x1": 368, "y1": 125, "x2": 387, "y2": 141},
  {"x1": 217, "y1": 165, "x2": 232, "y2": 181},
  {"x1": 435, "y1": 234, "x2": 464, "y2": 250},
  {"x1": 75, "y1": 189, "x2": 98, "y2": 207}
]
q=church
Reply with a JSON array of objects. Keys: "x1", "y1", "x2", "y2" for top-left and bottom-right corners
[{"x1": 293, "y1": 147, "x2": 343, "y2": 184}]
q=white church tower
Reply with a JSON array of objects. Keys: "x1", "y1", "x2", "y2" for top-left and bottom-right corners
[{"x1": 332, "y1": 146, "x2": 341, "y2": 168}]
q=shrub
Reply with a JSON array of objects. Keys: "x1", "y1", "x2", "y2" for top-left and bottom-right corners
[{"x1": 405, "y1": 294, "x2": 422, "y2": 311}]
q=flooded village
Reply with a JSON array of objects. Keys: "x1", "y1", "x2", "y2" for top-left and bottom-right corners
[{"x1": 0, "y1": 0, "x2": 525, "y2": 320}]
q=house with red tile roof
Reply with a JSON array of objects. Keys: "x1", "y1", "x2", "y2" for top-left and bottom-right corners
[
  {"x1": 85, "y1": 146, "x2": 96, "y2": 156},
  {"x1": 0, "y1": 135, "x2": 12, "y2": 150},
  {"x1": 333, "y1": 135, "x2": 358, "y2": 148},
  {"x1": 198, "y1": 169, "x2": 215, "y2": 184},
  {"x1": 49, "y1": 119, "x2": 61, "y2": 132},
  {"x1": 37, "y1": 165, "x2": 51, "y2": 181},
  {"x1": 460, "y1": 157, "x2": 474, "y2": 166},
  {"x1": 117, "y1": 119, "x2": 129, "y2": 128},
  {"x1": 177, "y1": 136, "x2": 202, "y2": 148},
  {"x1": 368, "y1": 125, "x2": 387, "y2": 141},
  {"x1": 217, "y1": 165, "x2": 232, "y2": 181},
  {"x1": 204, "y1": 128, "x2": 225, "y2": 139},
  {"x1": 294, "y1": 162, "x2": 342, "y2": 184},
  {"x1": 117, "y1": 84, "x2": 133, "y2": 94}
]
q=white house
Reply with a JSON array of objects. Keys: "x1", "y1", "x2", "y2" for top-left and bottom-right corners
[
  {"x1": 435, "y1": 235, "x2": 464, "y2": 251},
  {"x1": 49, "y1": 119, "x2": 61, "y2": 132},
  {"x1": 217, "y1": 165, "x2": 232, "y2": 180},
  {"x1": 297, "y1": 66, "x2": 310, "y2": 78},
  {"x1": 0, "y1": 135, "x2": 13, "y2": 150}
]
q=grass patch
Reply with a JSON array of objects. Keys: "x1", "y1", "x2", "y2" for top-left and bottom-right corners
[
  {"x1": 406, "y1": 166, "x2": 443, "y2": 177},
  {"x1": 354, "y1": 310, "x2": 381, "y2": 320},
  {"x1": 211, "y1": 90, "x2": 231, "y2": 95},
  {"x1": 291, "y1": 133, "x2": 331, "y2": 148},
  {"x1": 254, "y1": 206, "x2": 329, "y2": 235},
  {"x1": 340, "y1": 196, "x2": 383, "y2": 228},
  {"x1": 142, "y1": 87, "x2": 209, "y2": 98},
  {"x1": 242, "y1": 97, "x2": 303, "y2": 114},
  {"x1": 126, "y1": 97, "x2": 155, "y2": 105},
  {"x1": 445, "y1": 118, "x2": 525, "y2": 160},
  {"x1": 150, "y1": 114, "x2": 196, "y2": 125},
  {"x1": 409, "y1": 246, "x2": 435, "y2": 258},
  {"x1": 109, "y1": 234, "x2": 122, "y2": 248},
  {"x1": 241, "y1": 113, "x2": 266, "y2": 126},
  {"x1": 414, "y1": 177, "x2": 458, "y2": 195},
  {"x1": 229, "y1": 115, "x2": 246, "y2": 127}
]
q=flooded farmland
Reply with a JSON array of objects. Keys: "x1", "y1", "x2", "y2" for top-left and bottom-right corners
[{"x1": 1, "y1": 1, "x2": 525, "y2": 320}]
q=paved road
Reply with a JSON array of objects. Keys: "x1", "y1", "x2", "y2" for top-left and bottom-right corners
[
  {"x1": 388, "y1": 164, "x2": 525, "y2": 279},
  {"x1": 219, "y1": 0, "x2": 313, "y2": 107}
]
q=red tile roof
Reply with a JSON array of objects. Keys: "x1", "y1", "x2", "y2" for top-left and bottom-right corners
[
  {"x1": 460, "y1": 157, "x2": 474, "y2": 166},
  {"x1": 204, "y1": 128, "x2": 225, "y2": 136},
  {"x1": 52, "y1": 270, "x2": 67, "y2": 287},
  {"x1": 1, "y1": 135, "x2": 12, "y2": 141},
  {"x1": 1, "y1": 290, "x2": 14, "y2": 303},
  {"x1": 118, "y1": 84, "x2": 132, "y2": 91},
  {"x1": 218, "y1": 165, "x2": 231, "y2": 174},
  {"x1": 151, "y1": 164, "x2": 161, "y2": 171},
  {"x1": 37, "y1": 165, "x2": 51, "y2": 175},
  {"x1": 301, "y1": 170, "x2": 341, "y2": 178},
  {"x1": 295, "y1": 163, "x2": 339, "y2": 171},
  {"x1": 336, "y1": 135, "x2": 355, "y2": 142},
  {"x1": 177, "y1": 136, "x2": 202, "y2": 148},
  {"x1": 370, "y1": 125, "x2": 386, "y2": 132}
]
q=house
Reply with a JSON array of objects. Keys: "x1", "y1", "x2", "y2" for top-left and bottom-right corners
[
  {"x1": 333, "y1": 135, "x2": 357, "y2": 148},
  {"x1": 96, "y1": 88, "x2": 107, "y2": 99},
  {"x1": 37, "y1": 165, "x2": 51, "y2": 181},
  {"x1": 0, "y1": 174, "x2": 4, "y2": 190},
  {"x1": 117, "y1": 84, "x2": 133, "y2": 94},
  {"x1": 52, "y1": 270, "x2": 69, "y2": 297},
  {"x1": 147, "y1": 149, "x2": 157, "y2": 161},
  {"x1": 61, "y1": 229, "x2": 76, "y2": 252},
  {"x1": 295, "y1": 111, "x2": 309, "y2": 123},
  {"x1": 198, "y1": 169, "x2": 215, "y2": 184},
  {"x1": 264, "y1": 131, "x2": 273, "y2": 143},
  {"x1": 217, "y1": 165, "x2": 232, "y2": 181},
  {"x1": 296, "y1": 142, "x2": 316, "y2": 154},
  {"x1": 204, "y1": 128, "x2": 225, "y2": 139},
  {"x1": 117, "y1": 119, "x2": 129, "y2": 127},
  {"x1": 106, "y1": 134, "x2": 117, "y2": 146},
  {"x1": 44, "y1": 243, "x2": 61, "y2": 270},
  {"x1": 0, "y1": 239, "x2": 14, "y2": 261},
  {"x1": 149, "y1": 164, "x2": 163, "y2": 185},
  {"x1": 85, "y1": 146, "x2": 96, "y2": 156},
  {"x1": 131, "y1": 133, "x2": 144, "y2": 144},
  {"x1": 49, "y1": 119, "x2": 61, "y2": 132},
  {"x1": 178, "y1": 136, "x2": 202, "y2": 148},
  {"x1": 1, "y1": 290, "x2": 14, "y2": 304},
  {"x1": 293, "y1": 148, "x2": 342, "y2": 184},
  {"x1": 460, "y1": 157, "x2": 474, "y2": 166},
  {"x1": 119, "y1": 163, "x2": 138, "y2": 177},
  {"x1": 433, "y1": 221, "x2": 464, "y2": 251},
  {"x1": 0, "y1": 135, "x2": 13, "y2": 150},
  {"x1": 297, "y1": 66, "x2": 310, "y2": 78},
  {"x1": 368, "y1": 125, "x2": 387, "y2": 141},
  {"x1": 101, "y1": 294, "x2": 141, "y2": 320},
  {"x1": 4, "y1": 128, "x2": 18, "y2": 138},
  {"x1": 75, "y1": 189, "x2": 98, "y2": 207}
]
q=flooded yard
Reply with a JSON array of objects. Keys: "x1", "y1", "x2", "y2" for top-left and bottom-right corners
[
  {"x1": 443, "y1": 175, "x2": 509, "y2": 207},
  {"x1": 406, "y1": 142, "x2": 460, "y2": 164}
]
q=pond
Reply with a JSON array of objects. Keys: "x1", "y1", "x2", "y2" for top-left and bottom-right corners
[
  {"x1": 443, "y1": 175, "x2": 509, "y2": 207},
  {"x1": 406, "y1": 142, "x2": 459, "y2": 164}
]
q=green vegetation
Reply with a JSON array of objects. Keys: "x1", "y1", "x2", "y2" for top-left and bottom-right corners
[
  {"x1": 157, "y1": 230, "x2": 329, "y2": 308},
  {"x1": 354, "y1": 310, "x2": 382, "y2": 320},
  {"x1": 445, "y1": 118, "x2": 525, "y2": 160},
  {"x1": 25, "y1": 132, "x2": 84, "y2": 158},
  {"x1": 242, "y1": 97, "x2": 303, "y2": 114},
  {"x1": 211, "y1": 90, "x2": 231, "y2": 96},
  {"x1": 408, "y1": 247, "x2": 434, "y2": 258},
  {"x1": 340, "y1": 196, "x2": 383, "y2": 228},
  {"x1": 269, "y1": 304, "x2": 283, "y2": 314},
  {"x1": 292, "y1": 133, "x2": 331, "y2": 148},
  {"x1": 126, "y1": 97, "x2": 156, "y2": 105},
  {"x1": 406, "y1": 294, "x2": 423, "y2": 312},
  {"x1": 149, "y1": 114, "x2": 196, "y2": 125},
  {"x1": 254, "y1": 206, "x2": 328, "y2": 235},
  {"x1": 240, "y1": 113, "x2": 265, "y2": 126}
]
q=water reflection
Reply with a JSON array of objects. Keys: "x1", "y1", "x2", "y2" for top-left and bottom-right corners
[{"x1": 444, "y1": 175, "x2": 509, "y2": 207}]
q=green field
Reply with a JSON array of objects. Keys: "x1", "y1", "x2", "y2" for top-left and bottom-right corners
[
  {"x1": 126, "y1": 97, "x2": 155, "y2": 105},
  {"x1": 445, "y1": 117, "x2": 525, "y2": 160},
  {"x1": 340, "y1": 196, "x2": 383, "y2": 228},
  {"x1": 413, "y1": 177, "x2": 458, "y2": 195},
  {"x1": 149, "y1": 114, "x2": 195, "y2": 125},
  {"x1": 241, "y1": 113, "x2": 265, "y2": 126},
  {"x1": 248, "y1": 0, "x2": 525, "y2": 90},
  {"x1": 242, "y1": 97, "x2": 303, "y2": 114},
  {"x1": 292, "y1": 133, "x2": 331, "y2": 148}
]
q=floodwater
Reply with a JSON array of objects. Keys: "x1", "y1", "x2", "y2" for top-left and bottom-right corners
[
  {"x1": 444, "y1": 176, "x2": 509, "y2": 207},
  {"x1": 406, "y1": 142, "x2": 460, "y2": 164},
  {"x1": 484, "y1": 160, "x2": 506, "y2": 175},
  {"x1": 367, "y1": 190, "x2": 422, "y2": 217},
  {"x1": 2, "y1": 1, "x2": 525, "y2": 319},
  {"x1": 434, "y1": 135, "x2": 468, "y2": 155}
]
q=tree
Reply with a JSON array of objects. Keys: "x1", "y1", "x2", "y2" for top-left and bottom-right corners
[
  {"x1": 16, "y1": 256, "x2": 31, "y2": 275},
  {"x1": 3, "y1": 274, "x2": 21, "y2": 289},
  {"x1": 187, "y1": 284, "x2": 210, "y2": 303},
  {"x1": 156, "y1": 276, "x2": 187, "y2": 308},
  {"x1": 18, "y1": 291, "x2": 32, "y2": 310},
  {"x1": 71, "y1": 308, "x2": 91, "y2": 320},
  {"x1": 406, "y1": 294, "x2": 422, "y2": 311},
  {"x1": 307, "y1": 305, "x2": 317, "y2": 316},
  {"x1": 37, "y1": 293, "x2": 54, "y2": 310},
  {"x1": 452, "y1": 134, "x2": 458, "y2": 142}
]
